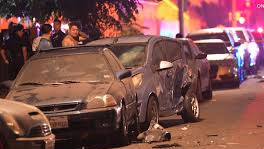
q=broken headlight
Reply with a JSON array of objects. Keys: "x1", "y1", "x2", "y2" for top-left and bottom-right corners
[
  {"x1": 85, "y1": 95, "x2": 118, "y2": 110},
  {"x1": 0, "y1": 111, "x2": 24, "y2": 136}
]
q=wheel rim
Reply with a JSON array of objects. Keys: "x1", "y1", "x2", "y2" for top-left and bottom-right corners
[
  {"x1": 150, "y1": 100, "x2": 159, "y2": 123},
  {"x1": 190, "y1": 96, "x2": 199, "y2": 118}
]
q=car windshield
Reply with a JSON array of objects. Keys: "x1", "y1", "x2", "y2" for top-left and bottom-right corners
[
  {"x1": 235, "y1": 31, "x2": 246, "y2": 41},
  {"x1": 196, "y1": 43, "x2": 229, "y2": 54},
  {"x1": 14, "y1": 53, "x2": 114, "y2": 87},
  {"x1": 110, "y1": 44, "x2": 146, "y2": 68}
]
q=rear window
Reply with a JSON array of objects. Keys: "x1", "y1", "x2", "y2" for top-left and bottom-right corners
[
  {"x1": 188, "y1": 33, "x2": 232, "y2": 46},
  {"x1": 196, "y1": 43, "x2": 229, "y2": 54},
  {"x1": 235, "y1": 31, "x2": 246, "y2": 41}
]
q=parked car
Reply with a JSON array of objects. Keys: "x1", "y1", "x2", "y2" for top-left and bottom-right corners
[
  {"x1": 194, "y1": 39, "x2": 240, "y2": 88},
  {"x1": 251, "y1": 31, "x2": 264, "y2": 68},
  {"x1": 176, "y1": 38, "x2": 212, "y2": 100},
  {"x1": 187, "y1": 28, "x2": 246, "y2": 82},
  {"x1": 88, "y1": 35, "x2": 201, "y2": 126},
  {"x1": 0, "y1": 99, "x2": 55, "y2": 149},
  {"x1": 6, "y1": 46, "x2": 139, "y2": 145},
  {"x1": 225, "y1": 27, "x2": 260, "y2": 74}
]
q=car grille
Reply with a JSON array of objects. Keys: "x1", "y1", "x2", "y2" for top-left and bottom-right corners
[
  {"x1": 29, "y1": 124, "x2": 51, "y2": 137},
  {"x1": 37, "y1": 102, "x2": 81, "y2": 114}
]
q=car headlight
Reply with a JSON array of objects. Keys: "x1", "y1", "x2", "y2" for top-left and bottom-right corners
[
  {"x1": 0, "y1": 111, "x2": 24, "y2": 136},
  {"x1": 85, "y1": 95, "x2": 118, "y2": 110},
  {"x1": 132, "y1": 73, "x2": 144, "y2": 88}
]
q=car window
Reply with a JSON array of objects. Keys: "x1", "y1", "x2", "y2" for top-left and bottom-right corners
[
  {"x1": 110, "y1": 44, "x2": 146, "y2": 68},
  {"x1": 196, "y1": 43, "x2": 229, "y2": 54},
  {"x1": 188, "y1": 33, "x2": 232, "y2": 47},
  {"x1": 152, "y1": 41, "x2": 166, "y2": 67},
  {"x1": 163, "y1": 40, "x2": 182, "y2": 62},
  {"x1": 104, "y1": 51, "x2": 122, "y2": 72}
]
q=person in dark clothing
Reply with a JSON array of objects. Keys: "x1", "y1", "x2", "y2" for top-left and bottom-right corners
[
  {"x1": 3, "y1": 24, "x2": 28, "y2": 80},
  {"x1": 51, "y1": 19, "x2": 65, "y2": 47},
  {"x1": 38, "y1": 24, "x2": 53, "y2": 51}
]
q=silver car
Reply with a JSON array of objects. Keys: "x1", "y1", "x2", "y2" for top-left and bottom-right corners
[
  {"x1": 0, "y1": 99, "x2": 55, "y2": 149},
  {"x1": 88, "y1": 35, "x2": 201, "y2": 126}
]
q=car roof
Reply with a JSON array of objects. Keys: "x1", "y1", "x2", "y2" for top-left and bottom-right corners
[
  {"x1": 31, "y1": 46, "x2": 109, "y2": 60},
  {"x1": 194, "y1": 39, "x2": 225, "y2": 44},
  {"x1": 87, "y1": 35, "x2": 171, "y2": 45},
  {"x1": 188, "y1": 28, "x2": 226, "y2": 36}
]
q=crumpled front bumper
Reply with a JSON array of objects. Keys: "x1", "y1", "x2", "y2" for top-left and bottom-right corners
[
  {"x1": 46, "y1": 106, "x2": 122, "y2": 141},
  {"x1": 10, "y1": 134, "x2": 55, "y2": 149}
]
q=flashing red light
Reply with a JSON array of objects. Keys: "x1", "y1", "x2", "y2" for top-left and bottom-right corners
[{"x1": 257, "y1": 27, "x2": 263, "y2": 33}]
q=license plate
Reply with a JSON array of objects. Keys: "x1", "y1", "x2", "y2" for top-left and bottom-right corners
[{"x1": 49, "y1": 116, "x2": 69, "y2": 129}]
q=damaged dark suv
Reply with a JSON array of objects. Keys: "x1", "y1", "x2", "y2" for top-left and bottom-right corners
[
  {"x1": 6, "y1": 47, "x2": 139, "y2": 145},
  {"x1": 88, "y1": 35, "x2": 201, "y2": 126}
]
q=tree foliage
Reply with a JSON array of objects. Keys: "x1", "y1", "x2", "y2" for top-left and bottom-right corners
[{"x1": 0, "y1": 0, "x2": 140, "y2": 38}]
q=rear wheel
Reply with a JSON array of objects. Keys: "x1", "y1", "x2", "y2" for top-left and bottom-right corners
[
  {"x1": 196, "y1": 78, "x2": 203, "y2": 102},
  {"x1": 144, "y1": 96, "x2": 159, "y2": 130},
  {"x1": 181, "y1": 92, "x2": 200, "y2": 123},
  {"x1": 203, "y1": 79, "x2": 213, "y2": 100}
]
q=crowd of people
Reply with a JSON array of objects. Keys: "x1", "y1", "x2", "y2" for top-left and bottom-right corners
[{"x1": 0, "y1": 19, "x2": 89, "y2": 80}]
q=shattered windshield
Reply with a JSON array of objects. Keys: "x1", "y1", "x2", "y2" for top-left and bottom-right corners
[
  {"x1": 196, "y1": 43, "x2": 229, "y2": 54},
  {"x1": 110, "y1": 44, "x2": 146, "y2": 68},
  {"x1": 15, "y1": 53, "x2": 114, "y2": 87}
]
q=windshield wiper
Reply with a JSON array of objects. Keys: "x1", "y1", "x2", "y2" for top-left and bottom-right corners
[{"x1": 19, "y1": 82, "x2": 44, "y2": 86}]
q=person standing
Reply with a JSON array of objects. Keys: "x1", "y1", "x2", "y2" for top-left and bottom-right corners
[
  {"x1": 51, "y1": 19, "x2": 65, "y2": 47},
  {"x1": 62, "y1": 22, "x2": 88, "y2": 47},
  {"x1": 3, "y1": 24, "x2": 28, "y2": 80},
  {"x1": 32, "y1": 24, "x2": 53, "y2": 52}
]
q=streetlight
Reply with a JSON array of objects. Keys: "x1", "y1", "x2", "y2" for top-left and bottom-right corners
[{"x1": 178, "y1": 0, "x2": 184, "y2": 35}]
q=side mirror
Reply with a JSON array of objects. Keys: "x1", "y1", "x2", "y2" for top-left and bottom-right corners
[
  {"x1": 234, "y1": 42, "x2": 241, "y2": 47},
  {"x1": 195, "y1": 53, "x2": 207, "y2": 59},
  {"x1": 158, "y1": 61, "x2": 173, "y2": 71},
  {"x1": 116, "y1": 70, "x2": 132, "y2": 80}
]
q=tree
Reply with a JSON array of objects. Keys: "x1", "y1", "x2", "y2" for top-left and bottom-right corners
[{"x1": 0, "y1": 0, "x2": 140, "y2": 39}]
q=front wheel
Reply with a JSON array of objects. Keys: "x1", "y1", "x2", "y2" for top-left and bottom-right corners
[
  {"x1": 203, "y1": 79, "x2": 213, "y2": 100},
  {"x1": 117, "y1": 105, "x2": 129, "y2": 145},
  {"x1": 144, "y1": 96, "x2": 159, "y2": 130},
  {"x1": 181, "y1": 92, "x2": 200, "y2": 123}
]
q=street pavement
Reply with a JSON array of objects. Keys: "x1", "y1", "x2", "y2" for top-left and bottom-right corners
[{"x1": 56, "y1": 69, "x2": 264, "y2": 149}]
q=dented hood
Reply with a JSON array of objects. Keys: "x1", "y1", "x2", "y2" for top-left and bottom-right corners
[{"x1": 7, "y1": 82, "x2": 112, "y2": 106}]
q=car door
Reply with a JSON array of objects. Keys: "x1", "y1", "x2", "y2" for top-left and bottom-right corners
[
  {"x1": 151, "y1": 41, "x2": 174, "y2": 114},
  {"x1": 104, "y1": 50, "x2": 135, "y2": 119},
  {"x1": 188, "y1": 40, "x2": 210, "y2": 92},
  {"x1": 163, "y1": 40, "x2": 185, "y2": 110}
]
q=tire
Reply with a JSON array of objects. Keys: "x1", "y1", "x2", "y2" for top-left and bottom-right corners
[
  {"x1": 117, "y1": 105, "x2": 129, "y2": 145},
  {"x1": 203, "y1": 79, "x2": 213, "y2": 100},
  {"x1": 129, "y1": 99, "x2": 140, "y2": 138},
  {"x1": 196, "y1": 78, "x2": 203, "y2": 102},
  {"x1": 181, "y1": 91, "x2": 200, "y2": 123},
  {"x1": 144, "y1": 96, "x2": 159, "y2": 130}
]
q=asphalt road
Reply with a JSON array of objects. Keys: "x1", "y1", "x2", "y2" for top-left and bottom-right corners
[{"x1": 52, "y1": 70, "x2": 264, "y2": 149}]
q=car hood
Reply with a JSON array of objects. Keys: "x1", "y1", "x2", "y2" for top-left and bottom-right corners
[
  {"x1": 0, "y1": 99, "x2": 50, "y2": 136},
  {"x1": 7, "y1": 82, "x2": 112, "y2": 107}
]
